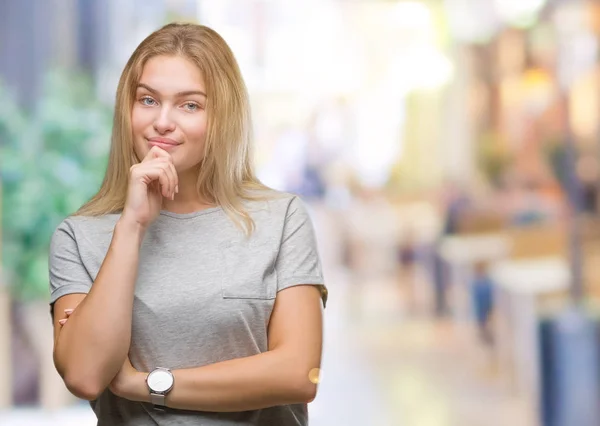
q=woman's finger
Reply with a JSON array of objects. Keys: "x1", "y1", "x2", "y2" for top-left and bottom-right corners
[
  {"x1": 59, "y1": 308, "x2": 74, "y2": 326},
  {"x1": 168, "y1": 162, "x2": 179, "y2": 196},
  {"x1": 142, "y1": 145, "x2": 171, "y2": 163},
  {"x1": 132, "y1": 164, "x2": 173, "y2": 199},
  {"x1": 156, "y1": 166, "x2": 173, "y2": 199}
]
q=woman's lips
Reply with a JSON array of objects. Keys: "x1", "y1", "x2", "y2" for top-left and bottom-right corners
[{"x1": 147, "y1": 137, "x2": 181, "y2": 151}]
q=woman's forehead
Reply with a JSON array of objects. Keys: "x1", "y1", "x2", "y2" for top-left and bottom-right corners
[{"x1": 139, "y1": 55, "x2": 206, "y2": 94}]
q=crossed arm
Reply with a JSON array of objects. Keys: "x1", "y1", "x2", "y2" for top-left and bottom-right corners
[{"x1": 53, "y1": 284, "x2": 324, "y2": 412}]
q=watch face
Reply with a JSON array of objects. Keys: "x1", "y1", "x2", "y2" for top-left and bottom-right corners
[{"x1": 147, "y1": 369, "x2": 174, "y2": 393}]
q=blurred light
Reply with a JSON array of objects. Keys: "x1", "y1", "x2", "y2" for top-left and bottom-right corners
[
  {"x1": 388, "y1": 48, "x2": 454, "y2": 93},
  {"x1": 391, "y1": 1, "x2": 432, "y2": 29},
  {"x1": 353, "y1": 90, "x2": 404, "y2": 188},
  {"x1": 444, "y1": 0, "x2": 500, "y2": 43},
  {"x1": 308, "y1": 368, "x2": 321, "y2": 384},
  {"x1": 494, "y1": 0, "x2": 547, "y2": 28},
  {"x1": 570, "y1": 70, "x2": 600, "y2": 140},
  {"x1": 521, "y1": 68, "x2": 554, "y2": 114}
]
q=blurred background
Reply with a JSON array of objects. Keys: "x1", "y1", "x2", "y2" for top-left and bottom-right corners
[{"x1": 2, "y1": 0, "x2": 600, "y2": 425}]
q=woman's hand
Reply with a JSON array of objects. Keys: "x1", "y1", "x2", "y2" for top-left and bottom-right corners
[
  {"x1": 122, "y1": 146, "x2": 179, "y2": 229},
  {"x1": 60, "y1": 310, "x2": 148, "y2": 401}
]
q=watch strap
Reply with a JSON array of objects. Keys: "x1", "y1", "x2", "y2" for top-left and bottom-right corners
[{"x1": 150, "y1": 392, "x2": 166, "y2": 411}]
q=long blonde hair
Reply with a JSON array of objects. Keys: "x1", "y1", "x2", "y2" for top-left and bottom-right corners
[{"x1": 76, "y1": 23, "x2": 275, "y2": 234}]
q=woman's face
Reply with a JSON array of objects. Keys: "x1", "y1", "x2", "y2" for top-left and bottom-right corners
[{"x1": 131, "y1": 55, "x2": 208, "y2": 173}]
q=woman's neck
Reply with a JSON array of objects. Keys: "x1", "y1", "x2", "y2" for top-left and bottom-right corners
[{"x1": 161, "y1": 172, "x2": 216, "y2": 213}]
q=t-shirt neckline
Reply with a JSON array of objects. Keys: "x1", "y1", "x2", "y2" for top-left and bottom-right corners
[{"x1": 159, "y1": 206, "x2": 222, "y2": 219}]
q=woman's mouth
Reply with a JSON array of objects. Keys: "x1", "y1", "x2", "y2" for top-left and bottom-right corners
[{"x1": 147, "y1": 137, "x2": 181, "y2": 151}]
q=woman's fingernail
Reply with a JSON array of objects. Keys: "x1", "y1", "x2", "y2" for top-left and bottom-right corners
[
  {"x1": 59, "y1": 319, "x2": 67, "y2": 325},
  {"x1": 172, "y1": 192, "x2": 175, "y2": 201},
  {"x1": 175, "y1": 185, "x2": 179, "y2": 194},
  {"x1": 64, "y1": 309, "x2": 74, "y2": 314}
]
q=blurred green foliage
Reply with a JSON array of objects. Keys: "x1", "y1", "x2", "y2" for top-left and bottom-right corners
[
  {"x1": 0, "y1": 71, "x2": 112, "y2": 300},
  {"x1": 477, "y1": 130, "x2": 513, "y2": 187}
]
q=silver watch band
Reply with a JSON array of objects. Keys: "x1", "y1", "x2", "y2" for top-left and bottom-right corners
[{"x1": 150, "y1": 392, "x2": 166, "y2": 411}]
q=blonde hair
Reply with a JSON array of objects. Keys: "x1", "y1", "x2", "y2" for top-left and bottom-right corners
[{"x1": 76, "y1": 23, "x2": 275, "y2": 234}]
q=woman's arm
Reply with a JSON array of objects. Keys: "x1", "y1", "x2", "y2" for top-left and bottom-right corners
[
  {"x1": 53, "y1": 218, "x2": 145, "y2": 400},
  {"x1": 52, "y1": 146, "x2": 178, "y2": 400},
  {"x1": 116, "y1": 284, "x2": 324, "y2": 411}
]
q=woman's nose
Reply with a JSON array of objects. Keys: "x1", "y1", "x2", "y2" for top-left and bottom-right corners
[{"x1": 153, "y1": 108, "x2": 176, "y2": 134}]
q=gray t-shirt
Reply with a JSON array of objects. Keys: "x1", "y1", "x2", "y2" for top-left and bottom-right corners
[{"x1": 49, "y1": 192, "x2": 326, "y2": 426}]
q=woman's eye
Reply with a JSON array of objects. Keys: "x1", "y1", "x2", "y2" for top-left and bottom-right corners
[
  {"x1": 183, "y1": 102, "x2": 200, "y2": 112},
  {"x1": 140, "y1": 97, "x2": 157, "y2": 106}
]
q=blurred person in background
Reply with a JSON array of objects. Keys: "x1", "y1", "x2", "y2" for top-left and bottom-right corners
[
  {"x1": 396, "y1": 228, "x2": 419, "y2": 314},
  {"x1": 430, "y1": 182, "x2": 471, "y2": 317},
  {"x1": 470, "y1": 261, "x2": 495, "y2": 345},
  {"x1": 48, "y1": 22, "x2": 327, "y2": 426}
]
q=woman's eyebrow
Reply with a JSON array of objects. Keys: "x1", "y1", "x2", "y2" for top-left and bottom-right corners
[{"x1": 137, "y1": 83, "x2": 207, "y2": 98}]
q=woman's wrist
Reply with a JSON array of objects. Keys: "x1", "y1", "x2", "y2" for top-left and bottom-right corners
[
  {"x1": 114, "y1": 371, "x2": 150, "y2": 403},
  {"x1": 115, "y1": 215, "x2": 147, "y2": 246}
]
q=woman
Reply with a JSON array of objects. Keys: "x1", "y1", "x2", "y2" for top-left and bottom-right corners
[{"x1": 49, "y1": 22, "x2": 327, "y2": 426}]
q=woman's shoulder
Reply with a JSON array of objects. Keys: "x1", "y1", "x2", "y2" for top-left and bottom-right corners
[
  {"x1": 53, "y1": 213, "x2": 120, "y2": 241},
  {"x1": 242, "y1": 188, "x2": 306, "y2": 216}
]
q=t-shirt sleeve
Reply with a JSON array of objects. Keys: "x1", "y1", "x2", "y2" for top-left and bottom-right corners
[
  {"x1": 275, "y1": 196, "x2": 328, "y2": 308},
  {"x1": 48, "y1": 219, "x2": 93, "y2": 306}
]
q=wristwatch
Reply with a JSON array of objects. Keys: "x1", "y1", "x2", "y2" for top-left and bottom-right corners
[{"x1": 146, "y1": 367, "x2": 174, "y2": 411}]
